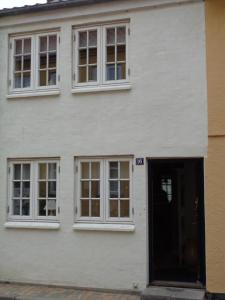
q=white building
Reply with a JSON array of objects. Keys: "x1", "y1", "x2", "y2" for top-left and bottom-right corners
[{"x1": 0, "y1": 0, "x2": 207, "y2": 294}]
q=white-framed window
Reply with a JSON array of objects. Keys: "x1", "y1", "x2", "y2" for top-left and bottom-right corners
[
  {"x1": 8, "y1": 159, "x2": 60, "y2": 222},
  {"x1": 75, "y1": 157, "x2": 133, "y2": 223},
  {"x1": 73, "y1": 22, "x2": 130, "y2": 87},
  {"x1": 9, "y1": 31, "x2": 60, "y2": 93}
]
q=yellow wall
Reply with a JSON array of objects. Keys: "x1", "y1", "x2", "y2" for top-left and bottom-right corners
[{"x1": 205, "y1": 0, "x2": 225, "y2": 293}]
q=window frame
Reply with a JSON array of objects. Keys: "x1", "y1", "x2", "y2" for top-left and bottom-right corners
[
  {"x1": 75, "y1": 157, "x2": 133, "y2": 224},
  {"x1": 35, "y1": 32, "x2": 60, "y2": 91},
  {"x1": 9, "y1": 31, "x2": 60, "y2": 94},
  {"x1": 73, "y1": 22, "x2": 130, "y2": 88},
  {"x1": 74, "y1": 27, "x2": 101, "y2": 87},
  {"x1": 102, "y1": 23, "x2": 129, "y2": 85},
  {"x1": 8, "y1": 159, "x2": 60, "y2": 222}
]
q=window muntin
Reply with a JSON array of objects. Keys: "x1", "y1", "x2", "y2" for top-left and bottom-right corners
[
  {"x1": 13, "y1": 37, "x2": 32, "y2": 90},
  {"x1": 73, "y1": 23, "x2": 129, "y2": 87},
  {"x1": 76, "y1": 158, "x2": 132, "y2": 223},
  {"x1": 108, "y1": 161, "x2": 130, "y2": 219},
  {"x1": 8, "y1": 160, "x2": 59, "y2": 222},
  {"x1": 38, "y1": 34, "x2": 57, "y2": 87},
  {"x1": 11, "y1": 163, "x2": 31, "y2": 217},
  {"x1": 38, "y1": 162, "x2": 57, "y2": 217},
  {"x1": 80, "y1": 161, "x2": 101, "y2": 218},
  {"x1": 105, "y1": 26, "x2": 126, "y2": 81},
  {"x1": 9, "y1": 32, "x2": 59, "y2": 93},
  {"x1": 78, "y1": 30, "x2": 98, "y2": 83}
]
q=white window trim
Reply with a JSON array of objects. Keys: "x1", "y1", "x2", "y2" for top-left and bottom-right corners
[
  {"x1": 74, "y1": 27, "x2": 101, "y2": 87},
  {"x1": 9, "y1": 31, "x2": 60, "y2": 95},
  {"x1": 72, "y1": 22, "x2": 130, "y2": 89},
  {"x1": 8, "y1": 159, "x2": 60, "y2": 223},
  {"x1": 4, "y1": 221, "x2": 60, "y2": 230},
  {"x1": 76, "y1": 159, "x2": 104, "y2": 222},
  {"x1": 102, "y1": 23, "x2": 130, "y2": 86},
  {"x1": 75, "y1": 157, "x2": 133, "y2": 224}
]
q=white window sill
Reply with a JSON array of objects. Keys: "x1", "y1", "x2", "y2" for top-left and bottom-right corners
[
  {"x1": 7, "y1": 90, "x2": 60, "y2": 99},
  {"x1": 71, "y1": 84, "x2": 132, "y2": 94},
  {"x1": 4, "y1": 222, "x2": 60, "y2": 230},
  {"x1": 73, "y1": 223, "x2": 135, "y2": 232}
]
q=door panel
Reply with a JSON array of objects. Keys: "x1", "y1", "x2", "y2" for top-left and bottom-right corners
[{"x1": 148, "y1": 159, "x2": 205, "y2": 286}]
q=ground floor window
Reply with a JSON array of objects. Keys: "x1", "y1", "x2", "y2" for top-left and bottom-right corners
[
  {"x1": 8, "y1": 159, "x2": 60, "y2": 221},
  {"x1": 76, "y1": 157, "x2": 133, "y2": 223}
]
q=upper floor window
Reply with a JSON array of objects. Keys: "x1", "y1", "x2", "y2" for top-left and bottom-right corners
[
  {"x1": 9, "y1": 31, "x2": 60, "y2": 93},
  {"x1": 73, "y1": 22, "x2": 130, "y2": 88}
]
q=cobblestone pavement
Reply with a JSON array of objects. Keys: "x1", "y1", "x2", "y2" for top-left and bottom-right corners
[{"x1": 0, "y1": 283, "x2": 140, "y2": 300}]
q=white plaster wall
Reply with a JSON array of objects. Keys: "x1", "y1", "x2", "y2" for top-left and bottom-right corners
[{"x1": 0, "y1": 0, "x2": 207, "y2": 291}]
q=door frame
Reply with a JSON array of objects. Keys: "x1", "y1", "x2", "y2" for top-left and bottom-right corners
[{"x1": 148, "y1": 158, "x2": 206, "y2": 288}]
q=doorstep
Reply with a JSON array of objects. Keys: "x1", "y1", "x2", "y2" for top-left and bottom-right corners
[{"x1": 141, "y1": 286, "x2": 205, "y2": 300}]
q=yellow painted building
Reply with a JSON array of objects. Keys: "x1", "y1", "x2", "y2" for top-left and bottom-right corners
[{"x1": 205, "y1": 0, "x2": 225, "y2": 295}]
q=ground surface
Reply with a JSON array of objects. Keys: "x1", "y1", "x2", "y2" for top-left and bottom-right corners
[{"x1": 0, "y1": 283, "x2": 140, "y2": 300}]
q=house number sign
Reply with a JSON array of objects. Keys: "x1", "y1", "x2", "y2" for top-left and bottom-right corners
[{"x1": 136, "y1": 158, "x2": 144, "y2": 165}]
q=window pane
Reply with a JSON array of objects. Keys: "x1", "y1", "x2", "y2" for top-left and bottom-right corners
[
  {"x1": 24, "y1": 55, "x2": 31, "y2": 71},
  {"x1": 81, "y1": 162, "x2": 89, "y2": 179},
  {"x1": 49, "y1": 53, "x2": 56, "y2": 68},
  {"x1": 107, "y1": 28, "x2": 115, "y2": 45},
  {"x1": 15, "y1": 40, "x2": 22, "y2": 55},
  {"x1": 117, "y1": 27, "x2": 126, "y2": 44},
  {"x1": 22, "y1": 199, "x2": 30, "y2": 216},
  {"x1": 120, "y1": 181, "x2": 129, "y2": 198},
  {"x1": 110, "y1": 200, "x2": 118, "y2": 217},
  {"x1": 39, "y1": 200, "x2": 46, "y2": 216},
  {"x1": 15, "y1": 57, "x2": 22, "y2": 71},
  {"x1": 22, "y1": 182, "x2": 30, "y2": 197},
  {"x1": 23, "y1": 72, "x2": 31, "y2": 88},
  {"x1": 48, "y1": 181, "x2": 56, "y2": 198},
  {"x1": 40, "y1": 36, "x2": 47, "y2": 52},
  {"x1": 91, "y1": 162, "x2": 100, "y2": 179},
  {"x1": 48, "y1": 199, "x2": 56, "y2": 216},
  {"x1": 49, "y1": 35, "x2": 57, "y2": 51},
  {"x1": 120, "y1": 162, "x2": 129, "y2": 179},
  {"x1": 81, "y1": 199, "x2": 89, "y2": 216},
  {"x1": 91, "y1": 181, "x2": 100, "y2": 198},
  {"x1": 106, "y1": 64, "x2": 115, "y2": 81},
  {"x1": 117, "y1": 45, "x2": 126, "y2": 61},
  {"x1": 24, "y1": 38, "x2": 31, "y2": 54},
  {"x1": 81, "y1": 181, "x2": 89, "y2": 198},
  {"x1": 48, "y1": 70, "x2": 56, "y2": 85},
  {"x1": 117, "y1": 63, "x2": 126, "y2": 80},
  {"x1": 89, "y1": 30, "x2": 97, "y2": 47},
  {"x1": 14, "y1": 164, "x2": 21, "y2": 180},
  {"x1": 39, "y1": 182, "x2": 46, "y2": 198},
  {"x1": 109, "y1": 162, "x2": 118, "y2": 179},
  {"x1": 91, "y1": 200, "x2": 100, "y2": 217},
  {"x1": 79, "y1": 49, "x2": 87, "y2": 65},
  {"x1": 40, "y1": 70, "x2": 47, "y2": 86},
  {"x1": 79, "y1": 31, "x2": 87, "y2": 48},
  {"x1": 107, "y1": 46, "x2": 115, "y2": 63},
  {"x1": 89, "y1": 48, "x2": 97, "y2": 64},
  {"x1": 40, "y1": 54, "x2": 47, "y2": 69},
  {"x1": 39, "y1": 163, "x2": 46, "y2": 179},
  {"x1": 120, "y1": 200, "x2": 129, "y2": 217},
  {"x1": 88, "y1": 66, "x2": 97, "y2": 81},
  {"x1": 13, "y1": 182, "x2": 21, "y2": 197},
  {"x1": 14, "y1": 73, "x2": 21, "y2": 88},
  {"x1": 48, "y1": 163, "x2": 57, "y2": 179},
  {"x1": 79, "y1": 66, "x2": 87, "y2": 83},
  {"x1": 13, "y1": 199, "x2": 20, "y2": 215},
  {"x1": 23, "y1": 164, "x2": 30, "y2": 180},
  {"x1": 110, "y1": 181, "x2": 118, "y2": 198}
]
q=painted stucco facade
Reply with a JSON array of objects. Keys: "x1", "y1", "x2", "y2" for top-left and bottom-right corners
[
  {"x1": 0, "y1": 0, "x2": 207, "y2": 292},
  {"x1": 205, "y1": 0, "x2": 225, "y2": 294}
]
